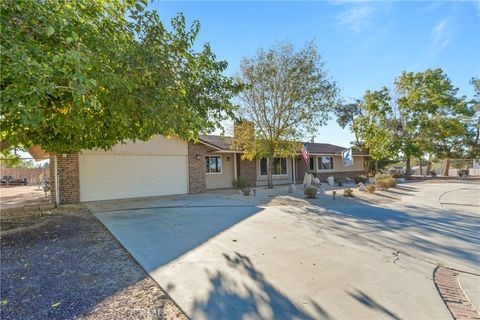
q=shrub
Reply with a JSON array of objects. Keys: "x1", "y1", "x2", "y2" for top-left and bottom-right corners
[
  {"x1": 232, "y1": 176, "x2": 250, "y2": 189},
  {"x1": 337, "y1": 178, "x2": 345, "y2": 186},
  {"x1": 354, "y1": 176, "x2": 367, "y2": 184},
  {"x1": 343, "y1": 188, "x2": 354, "y2": 197},
  {"x1": 375, "y1": 174, "x2": 396, "y2": 189},
  {"x1": 304, "y1": 186, "x2": 318, "y2": 198},
  {"x1": 429, "y1": 171, "x2": 437, "y2": 177},
  {"x1": 458, "y1": 169, "x2": 469, "y2": 178},
  {"x1": 366, "y1": 185, "x2": 376, "y2": 193}
]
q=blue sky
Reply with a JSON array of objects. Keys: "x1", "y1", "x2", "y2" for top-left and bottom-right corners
[{"x1": 151, "y1": 0, "x2": 479, "y2": 147}]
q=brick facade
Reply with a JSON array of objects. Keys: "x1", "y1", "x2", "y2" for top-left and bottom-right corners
[
  {"x1": 49, "y1": 153, "x2": 80, "y2": 204},
  {"x1": 188, "y1": 142, "x2": 212, "y2": 193},
  {"x1": 237, "y1": 155, "x2": 257, "y2": 187}
]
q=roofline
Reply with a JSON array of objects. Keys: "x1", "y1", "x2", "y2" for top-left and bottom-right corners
[
  {"x1": 197, "y1": 136, "x2": 370, "y2": 156},
  {"x1": 196, "y1": 139, "x2": 223, "y2": 151},
  {"x1": 306, "y1": 153, "x2": 370, "y2": 156}
]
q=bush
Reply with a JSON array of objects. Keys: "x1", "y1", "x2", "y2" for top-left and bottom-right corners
[
  {"x1": 354, "y1": 176, "x2": 367, "y2": 184},
  {"x1": 232, "y1": 176, "x2": 250, "y2": 189},
  {"x1": 343, "y1": 188, "x2": 354, "y2": 197},
  {"x1": 337, "y1": 178, "x2": 345, "y2": 186},
  {"x1": 366, "y1": 185, "x2": 376, "y2": 193},
  {"x1": 458, "y1": 169, "x2": 469, "y2": 178},
  {"x1": 304, "y1": 186, "x2": 318, "y2": 198},
  {"x1": 375, "y1": 174, "x2": 396, "y2": 189},
  {"x1": 429, "y1": 171, "x2": 437, "y2": 177},
  {"x1": 392, "y1": 172, "x2": 405, "y2": 178}
]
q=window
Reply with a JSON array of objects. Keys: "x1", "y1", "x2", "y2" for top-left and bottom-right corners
[
  {"x1": 318, "y1": 156, "x2": 334, "y2": 170},
  {"x1": 260, "y1": 158, "x2": 287, "y2": 176},
  {"x1": 309, "y1": 157, "x2": 315, "y2": 171},
  {"x1": 206, "y1": 156, "x2": 222, "y2": 173}
]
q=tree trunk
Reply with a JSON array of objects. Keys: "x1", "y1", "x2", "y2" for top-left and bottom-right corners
[
  {"x1": 267, "y1": 156, "x2": 273, "y2": 189},
  {"x1": 405, "y1": 157, "x2": 411, "y2": 178},
  {"x1": 374, "y1": 161, "x2": 378, "y2": 174},
  {"x1": 418, "y1": 157, "x2": 423, "y2": 175},
  {"x1": 364, "y1": 159, "x2": 370, "y2": 178},
  {"x1": 426, "y1": 154, "x2": 432, "y2": 176},
  {"x1": 443, "y1": 158, "x2": 451, "y2": 176}
]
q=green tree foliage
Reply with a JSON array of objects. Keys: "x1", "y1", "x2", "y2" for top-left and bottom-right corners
[
  {"x1": 354, "y1": 88, "x2": 397, "y2": 161},
  {"x1": 333, "y1": 99, "x2": 363, "y2": 144},
  {"x1": 461, "y1": 78, "x2": 480, "y2": 159},
  {"x1": 1, "y1": 0, "x2": 241, "y2": 153},
  {"x1": 232, "y1": 42, "x2": 338, "y2": 188},
  {"x1": 351, "y1": 69, "x2": 467, "y2": 177}
]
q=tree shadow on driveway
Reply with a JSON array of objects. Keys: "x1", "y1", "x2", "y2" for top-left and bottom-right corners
[
  {"x1": 191, "y1": 252, "x2": 331, "y2": 320},
  {"x1": 285, "y1": 195, "x2": 480, "y2": 272}
]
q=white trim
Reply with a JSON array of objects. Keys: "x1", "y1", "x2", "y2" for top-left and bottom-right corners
[
  {"x1": 307, "y1": 153, "x2": 369, "y2": 157},
  {"x1": 317, "y1": 156, "x2": 334, "y2": 171},
  {"x1": 205, "y1": 155, "x2": 223, "y2": 174},
  {"x1": 197, "y1": 140, "x2": 222, "y2": 151},
  {"x1": 54, "y1": 154, "x2": 60, "y2": 207},
  {"x1": 258, "y1": 157, "x2": 289, "y2": 177},
  {"x1": 233, "y1": 154, "x2": 237, "y2": 179},
  {"x1": 292, "y1": 156, "x2": 296, "y2": 184},
  {"x1": 308, "y1": 156, "x2": 316, "y2": 172}
]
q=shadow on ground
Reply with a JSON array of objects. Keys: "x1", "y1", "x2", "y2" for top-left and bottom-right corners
[{"x1": 191, "y1": 252, "x2": 331, "y2": 320}]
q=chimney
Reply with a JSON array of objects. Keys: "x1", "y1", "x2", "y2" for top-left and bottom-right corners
[{"x1": 234, "y1": 120, "x2": 254, "y2": 138}]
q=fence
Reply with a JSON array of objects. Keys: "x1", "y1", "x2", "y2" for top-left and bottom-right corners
[
  {"x1": 0, "y1": 166, "x2": 49, "y2": 185},
  {"x1": 372, "y1": 158, "x2": 480, "y2": 177}
]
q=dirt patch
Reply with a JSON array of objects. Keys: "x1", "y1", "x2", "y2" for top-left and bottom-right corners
[
  {"x1": 0, "y1": 208, "x2": 186, "y2": 320},
  {"x1": 0, "y1": 185, "x2": 50, "y2": 209}
]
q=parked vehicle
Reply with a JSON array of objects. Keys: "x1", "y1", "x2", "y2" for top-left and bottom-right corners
[{"x1": 0, "y1": 175, "x2": 28, "y2": 186}]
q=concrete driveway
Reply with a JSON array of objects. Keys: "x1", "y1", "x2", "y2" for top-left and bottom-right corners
[{"x1": 86, "y1": 182, "x2": 480, "y2": 319}]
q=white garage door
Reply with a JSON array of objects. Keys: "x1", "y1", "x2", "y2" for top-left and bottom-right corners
[{"x1": 79, "y1": 154, "x2": 188, "y2": 202}]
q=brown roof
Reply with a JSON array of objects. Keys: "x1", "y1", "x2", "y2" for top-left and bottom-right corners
[
  {"x1": 197, "y1": 135, "x2": 369, "y2": 156},
  {"x1": 198, "y1": 135, "x2": 233, "y2": 150},
  {"x1": 305, "y1": 142, "x2": 369, "y2": 155}
]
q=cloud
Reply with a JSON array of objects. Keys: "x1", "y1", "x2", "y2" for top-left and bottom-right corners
[
  {"x1": 336, "y1": 4, "x2": 373, "y2": 33},
  {"x1": 431, "y1": 19, "x2": 452, "y2": 52}
]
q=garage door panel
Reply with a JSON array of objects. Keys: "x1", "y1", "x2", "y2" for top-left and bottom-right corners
[{"x1": 79, "y1": 154, "x2": 188, "y2": 202}]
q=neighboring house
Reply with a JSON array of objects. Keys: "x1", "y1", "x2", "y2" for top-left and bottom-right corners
[{"x1": 49, "y1": 135, "x2": 369, "y2": 204}]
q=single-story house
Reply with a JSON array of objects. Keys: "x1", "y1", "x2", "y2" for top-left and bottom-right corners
[{"x1": 49, "y1": 135, "x2": 369, "y2": 204}]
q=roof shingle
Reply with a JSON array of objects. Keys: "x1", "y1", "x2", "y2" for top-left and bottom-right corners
[{"x1": 197, "y1": 135, "x2": 369, "y2": 155}]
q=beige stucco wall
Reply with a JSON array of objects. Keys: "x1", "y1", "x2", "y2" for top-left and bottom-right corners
[
  {"x1": 82, "y1": 135, "x2": 188, "y2": 156},
  {"x1": 296, "y1": 155, "x2": 366, "y2": 181},
  {"x1": 327, "y1": 155, "x2": 365, "y2": 173},
  {"x1": 206, "y1": 153, "x2": 235, "y2": 189},
  {"x1": 303, "y1": 155, "x2": 365, "y2": 173}
]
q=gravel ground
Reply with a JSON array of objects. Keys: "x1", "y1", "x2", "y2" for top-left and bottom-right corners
[{"x1": 0, "y1": 208, "x2": 187, "y2": 320}]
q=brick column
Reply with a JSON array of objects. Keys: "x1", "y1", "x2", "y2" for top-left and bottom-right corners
[
  {"x1": 188, "y1": 142, "x2": 209, "y2": 193},
  {"x1": 238, "y1": 157, "x2": 257, "y2": 187},
  {"x1": 49, "y1": 153, "x2": 80, "y2": 204}
]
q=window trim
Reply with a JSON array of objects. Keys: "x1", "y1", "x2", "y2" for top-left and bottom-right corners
[
  {"x1": 317, "y1": 156, "x2": 334, "y2": 171},
  {"x1": 259, "y1": 157, "x2": 288, "y2": 177},
  {"x1": 205, "y1": 155, "x2": 223, "y2": 174},
  {"x1": 308, "y1": 156, "x2": 315, "y2": 171}
]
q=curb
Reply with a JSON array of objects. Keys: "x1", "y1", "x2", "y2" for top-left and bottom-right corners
[{"x1": 434, "y1": 267, "x2": 480, "y2": 319}]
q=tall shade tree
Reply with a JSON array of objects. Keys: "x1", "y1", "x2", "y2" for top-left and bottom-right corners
[
  {"x1": 395, "y1": 69, "x2": 465, "y2": 176},
  {"x1": 461, "y1": 78, "x2": 480, "y2": 159},
  {"x1": 1, "y1": 0, "x2": 241, "y2": 153},
  {"x1": 233, "y1": 42, "x2": 338, "y2": 188},
  {"x1": 350, "y1": 69, "x2": 466, "y2": 177},
  {"x1": 333, "y1": 100, "x2": 363, "y2": 145},
  {"x1": 353, "y1": 88, "x2": 398, "y2": 172}
]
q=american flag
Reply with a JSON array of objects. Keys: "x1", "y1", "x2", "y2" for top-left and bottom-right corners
[{"x1": 301, "y1": 143, "x2": 310, "y2": 165}]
